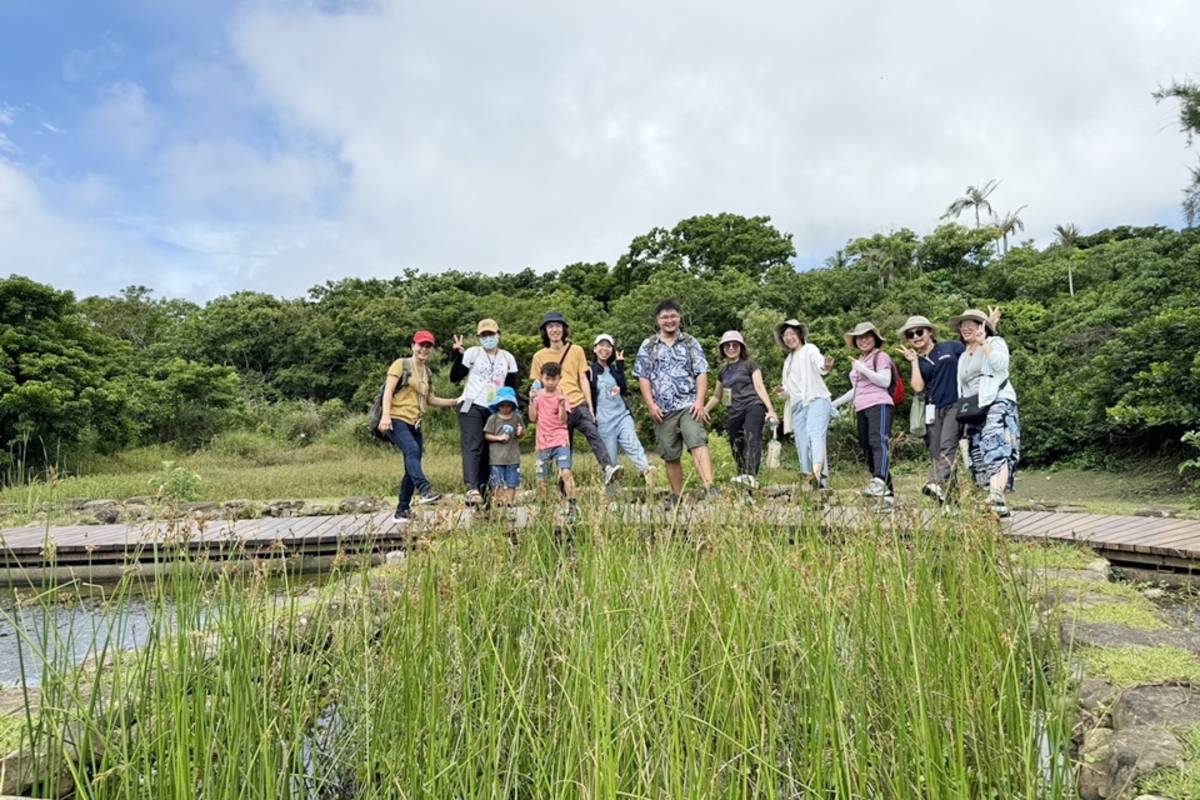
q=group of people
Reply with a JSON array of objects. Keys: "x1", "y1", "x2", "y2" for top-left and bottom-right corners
[{"x1": 373, "y1": 300, "x2": 1020, "y2": 521}]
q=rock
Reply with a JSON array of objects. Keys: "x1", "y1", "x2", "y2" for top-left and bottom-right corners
[
  {"x1": 60, "y1": 497, "x2": 89, "y2": 510},
  {"x1": 1084, "y1": 558, "x2": 1111, "y2": 579},
  {"x1": 1106, "y1": 726, "x2": 1182, "y2": 798},
  {"x1": 1134, "y1": 507, "x2": 1177, "y2": 518},
  {"x1": 1112, "y1": 684, "x2": 1200, "y2": 730},
  {"x1": 1079, "y1": 677, "x2": 1119, "y2": 717},
  {"x1": 1037, "y1": 587, "x2": 1125, "y2": 611},
  {"x1": 221, "y1": 500, "x2": 263, "y2": 519},
  {"x1": 186, "y1": 501, "x2": 220, "y2": 515},
  {"x1": 1061, "y1": 621, "x2": 1200, "y2": 653},
  {"x1": 263, "y1": 499, "x2": 306, "y2": 517},
  {"x1": 339, "y1": 496, "x2": 382, "y2": 514},
  {"x1": 79, "y1": 500, "x2": 122, "y2": 524},
  {"x1": 1077, "y1": 727, "x2": 1113, "y2": 800},
  {"x1": 1132, "y1": 795, "x2": 1175, "y2": 800},
  {"x1": 1142, "y1": 587, "x2": 1167, "y2": 601},
  {"x1": 1032, "y1": 567, "x2": 1109, "y2": 584},
  {"x1": 123, "y1": 496, "x2": 154, "y2": 506},
  {"x1": 762, "y1": 484, "x2": 798, "y2": 498},
  {"x1": 302, "y1": 502, "x2": 337, "y2": 517},
  {"x1": 384, "y1": 550, "x2": 406, "y2": 566}
]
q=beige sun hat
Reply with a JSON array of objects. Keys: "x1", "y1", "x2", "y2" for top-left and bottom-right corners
[
  {"x1": 719, "y1": 330, "x2": 746, "y2": 347},
  {"x1": 476, "y1": 318, "x2": 500, "y2": 335},
  {"x1": 897, "y1": 315, "x2": 938, "y2": 339},
  {"x1": 948, "y1": 309, "x2": 995, "y2": 336},
  {"x1": 773, "y1": 318, "x2": 808, "y2": 346},
  {"x1": 843, "y1": 321, "x2": 885, "y2": 348}
]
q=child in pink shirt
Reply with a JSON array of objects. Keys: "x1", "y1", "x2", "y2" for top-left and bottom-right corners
[{"x1": 529, "y1": 362, "x2": 577, "y2": 516}]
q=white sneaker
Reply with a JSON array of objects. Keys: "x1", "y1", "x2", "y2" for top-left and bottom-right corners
[
  {"x1": 922, "y1": 482, "x2": 945, "y2": 503},
  {"x1": 464, "y1": 489, "x2": 483, "y2": 506},
  {"x1": 987, "y1": 490, "x2": 1010, "y2": 518},
  {"x1": 603, "y1": 464, "x2": 622, "y2": 485},
  {"x1": 862, "y1": 477, "x2": 888, "y2": 497},
  {"x1": 731, "y1": 474, "x2": 751, "y2": 487}
]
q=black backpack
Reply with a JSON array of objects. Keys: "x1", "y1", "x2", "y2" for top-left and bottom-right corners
[{"x1": 367, "y1": 358, "x2": 413, "y2": 440}]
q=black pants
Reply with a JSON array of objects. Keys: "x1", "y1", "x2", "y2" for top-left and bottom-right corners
[
  {"x1": 458, "y1": 404, "x2": 492, "y2": 494},
  {"x1": 727, "y1": 403, "x2": 766, "y2": 476},
  {"x1": 567, "y1": 405, "x2": 615, "y2": 470},
  {"x1": 856, "y1": 404, "x2": 894, "y2": 493}
]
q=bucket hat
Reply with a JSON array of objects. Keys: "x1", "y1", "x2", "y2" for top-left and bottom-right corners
[
  {"x1": 948, "y1": 309, "x2": 995, "y2": 336},
  {"x1": 489, "y1": 386, "x2": 519, "y2": 411},
  {"x1": 843, "y1": 322, "x2": 884, "y2": 349},
  {"x1": 540, "y1": 311, "x2": 567, "y2": 331},
  {"x1": 719, "y1": 330, "x2": 746, "y2": 347},
  {"x1": 897, "y1": 315, "x2": 938, "y2": 339},
  {"x1": 476, "y1": 318, "x2": 500, "y2": 335},
  {"x1": 773, "y1": 318, "x2": 808, "y2": 346}
]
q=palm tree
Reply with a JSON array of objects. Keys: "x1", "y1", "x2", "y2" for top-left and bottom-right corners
[
  {"x1": 941, "y1": 179, "x2": 1001, "y2": 228},
  {"x1": 1054, "y1": 223, "x2": 1080, "y2": 296},
  {"x1": 994, "y1": 205, "x2": 1028, "y2": 255}
]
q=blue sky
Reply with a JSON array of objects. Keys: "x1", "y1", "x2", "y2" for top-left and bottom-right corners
[{"x1": 1, "y1": 0, "x2": 1196, "y2": 301}]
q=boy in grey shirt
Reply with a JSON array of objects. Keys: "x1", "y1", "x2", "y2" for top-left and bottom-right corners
[{"x1": 483, "y1": 387, "x2": 525, "y2": 506}]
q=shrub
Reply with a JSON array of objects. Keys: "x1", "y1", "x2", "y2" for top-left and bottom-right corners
[
  {"x1": 149, "y1": 460, "x2": 202, "y2": 502},
  {"x1": 207, "y1": 430, "x2": 290, "y2": 466}
]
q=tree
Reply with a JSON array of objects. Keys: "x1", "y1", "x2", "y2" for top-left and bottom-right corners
[
  {"x1": 613, "y1": 214, "x2": 795, "y2": 284},
  {"x1": 941, "y1": 179, "x2": 1001, "y2": 228},
  {"x1": 994, "y1": 205, "x2": 1029, "y2": 255},
  {"x1": 1054, "y1": 223, "x2": 1081, "y2": 296},
  {"x1": 1154, "y1": 79, "x2": 1200, "y2": 227}
]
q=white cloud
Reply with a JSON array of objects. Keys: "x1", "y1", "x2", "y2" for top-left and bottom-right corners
[
  {"x1": 87, "y1": 81, "x2": 162, "y2": 156},
  {"x1": 0, "y1": 105, "x2": 17, "y2": 126},
  {"x1": 214, "y1": 0, "x2": 1200, "y2": 293},
  {"x1": 62, "y1": 40, "x2": 125, "y2": 83},
  {"x1": 0, "y1": 133, "x2": 18, "y2": 155}
]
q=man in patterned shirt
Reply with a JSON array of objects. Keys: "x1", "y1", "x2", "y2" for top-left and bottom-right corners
[{"x1": 634, "y1": 299, "x2": 716, "y2": 506}]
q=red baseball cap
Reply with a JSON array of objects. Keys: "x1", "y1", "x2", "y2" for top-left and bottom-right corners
[{"x1": 413, "y1": 330, "x2": 436, "y2": 346}]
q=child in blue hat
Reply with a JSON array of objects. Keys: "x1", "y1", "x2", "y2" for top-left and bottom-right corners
[{"x1": 483, "y1": 386, "x2": 525, "y2": 505}]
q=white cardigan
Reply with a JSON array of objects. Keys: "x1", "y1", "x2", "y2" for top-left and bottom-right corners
[
  {"x1": 780, "y1": 343, "x2": 832, "y2": 433},
  {"x1": 957, "y1": 336, "x2": 1018, "y2": 406}
]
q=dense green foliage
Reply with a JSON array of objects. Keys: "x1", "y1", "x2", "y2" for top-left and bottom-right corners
[{"x1": 4, "y1": 214, "x2": 1200, "y2": 474}]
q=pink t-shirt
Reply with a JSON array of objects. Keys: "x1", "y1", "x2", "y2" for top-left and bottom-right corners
[
  {"x1": 532, "y1": 391, "x2": 570, "y2": 450},
  {"x1": 850, "y1": 350, "x2": 895, "y2": 411}
]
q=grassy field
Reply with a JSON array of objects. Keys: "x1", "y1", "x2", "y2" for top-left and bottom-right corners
[
  {"x1": 15, "y1": 511, "x2": 1077, "y2": 798},
  {"x1": 0, "y1": 427, "x2": 1194, "y2": 523}
]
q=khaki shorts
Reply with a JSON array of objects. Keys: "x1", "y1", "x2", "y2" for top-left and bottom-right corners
[{"x1": 654, "y1": 408, "x2": 709, "y2": 461}]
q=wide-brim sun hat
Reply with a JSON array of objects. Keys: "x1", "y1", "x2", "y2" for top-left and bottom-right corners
[
  {"x1": 476, "y1": 318, "x2": 500, "y2": 335},
  {"x1": 897, "y1": 315, "x2": 938, "y2": 339},
  {"x1": 843, "y1": 322, "x2": 884, "y2": 348},
  {"x1": 719, "y1": 330, "x2": 746, "y2": 347},
  {"x1": 593, "y1": 333, "x2": 615, "y2": 347},
  {"x1": 948, "y1": 309, "x2": 995, "y2": 336},
  {"x1": 773, "y1": 318, "x2": 808, "y2": 346},
  {"x1": 489, "y1": 386, "x2": 519, "y2": 411}
]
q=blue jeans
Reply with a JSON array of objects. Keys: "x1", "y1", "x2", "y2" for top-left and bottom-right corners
[
  {"x1": 489, "y1": 463, "x2": 521, "y2": 489},
  {"x1": 599, "y1": 412, "x2": 650, "y2": 472},
  {"x1": 387, "y1": 421, "x2": 430, "y2": 512},
  {"x1": 791, "y1": 397, "x2": 831, "y2": 479}
]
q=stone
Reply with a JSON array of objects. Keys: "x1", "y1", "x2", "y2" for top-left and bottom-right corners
[
  {"x1": 221, "y1": 500, "x2": 263, "y2": 519},
  {"x1": 1132, "y1": 795, "x2": 1175, "y2": 800},
  {"x1": 123, "y1": 496, "x2": 154, "y2": 506},
  {"x1": 81, "y1": 499, "x2": 119, "y2": 512},
  {"x1": 1141, "y1": 588, "x2": 1167, "y2": 601},
  {"x1": 263, "y1": 499, "x2": 305, "y2": 517},
  {"x1": 1079, "y1": 677, "x2": 1119, "y2": 717},
  {"x1": 1077, "y1": 727, "x2": 1113, "y2": 800},
  {"x1": 60, "y1": 497, "x2": 89, "y2": 510},
  {"x1": 339, "y1": 496, "x2": 382, "y2": 514},
  {"x1": 1105, "y1": 726, "x2": 1181, "y2": 798},
  {"x1": 1084, "y1": 558, "x2": 1111, "y2": 579},
  {"x1": 1032, "y1": 567, "x2": 1109, "y2": 584},
  {"x1": 1133, "y1": 507, "x2": 1178, "y2": 518},
  {"x1": 1112, "y1": 684, "x2": 1200, "y2": 730},
  {"x1": 1037, "y1": 587, "x2": 1125, "y2": 611},
  {"x1": 186, "y1": 501, "x2": 220, "y2": 515},
  {"x1": 384, "y1": 550, "x2": 406, "y2": 566},
  {"x1": 1061, "y1": 621, "x2": 1200, "y2": 653},
  {"x1": 80, "y1": 501, "x2": 122, "y2": 524},
  {"x1": 302, "y1": 502, "x2": 337, "y2": 517}
]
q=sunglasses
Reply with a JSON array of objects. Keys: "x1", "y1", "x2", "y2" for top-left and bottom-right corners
[
  {"x1": 414, "y1": 342, "x2": 434, "y2": 349},
  {"x1": 904, "y1": 328, "x2": 928, "y2": 339},
  {"x1": 722, "y1": 342, "x2": 741, "y2": 349}
]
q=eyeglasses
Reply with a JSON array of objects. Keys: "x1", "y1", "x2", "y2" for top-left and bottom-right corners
[{"x1": 904, "y1": 328, "x2": 928, "y2": 339}]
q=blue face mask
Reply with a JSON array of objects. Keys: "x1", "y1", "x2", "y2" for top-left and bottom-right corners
[{"x1": 479, "y1": 335, "x2": 499, "y2": 351}]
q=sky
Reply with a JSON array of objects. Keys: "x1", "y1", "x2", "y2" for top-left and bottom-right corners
[{"x1": 0, "y1": 0, "x2": 1197, "y2": 301}]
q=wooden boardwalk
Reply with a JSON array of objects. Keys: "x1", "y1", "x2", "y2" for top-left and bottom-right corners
[{"x1": 0, "y1": 505, "x2": 1197, "y2": 583}]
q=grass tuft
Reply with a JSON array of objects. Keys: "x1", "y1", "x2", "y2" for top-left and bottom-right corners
[{"x1": 1080, "y1": 645, "x2": 1200, "y2": 686}]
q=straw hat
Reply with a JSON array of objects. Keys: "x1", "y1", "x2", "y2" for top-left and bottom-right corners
[
  {"x1": 773, "y1": 318, "x2": 808, "y2": 346},
  {"x1": 948, "y1": 309, "x2": 995, "y2": 336},
  {"x1": 897, "y1": 315, "x2": 938, "y2": 339},
  {"x1": 843, "y1": 322, "x2": 884, "y2": 348}
]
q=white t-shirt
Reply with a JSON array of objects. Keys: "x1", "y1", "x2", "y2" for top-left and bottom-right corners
[{"x1": 460, "y1": 346, "x2": 518, "y2": 411}]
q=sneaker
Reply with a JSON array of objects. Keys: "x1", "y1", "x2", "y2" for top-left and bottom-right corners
[
  {"x1": 922, "y1": 482, "x2": 945, "y2": 503},
  {"x1": 705, "y1": 485, "x2": 721, "y2": 499},
  {"x1": 730, "y1": 474, "x2": 751, "y2": 487},
  {"x1": 878, "y1": 494, "x2": 896, "y2": 511},
  {"x1": 463, "y1": 489, "x2": 483, "y2": 506},
  {"x1": 603, "y1": 464, "x2": 622, "y2": 485},
  {"x1": 862, "y1": 477, "x2": 888, "y2": 497},
  {"x1": 665, "y1": 494, "x2": 681, "y2": 511},
  {"x1": 417, "y1": 490, "x2": 442, "y2": 506},
  {"x1": 987, "y1": 490, "x2": 1010, "y2": 518},
  {"x1": 391, "y1": 509, "x2": 411, "y2": 523}
]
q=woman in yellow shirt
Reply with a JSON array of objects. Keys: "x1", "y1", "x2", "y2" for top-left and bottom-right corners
[{"x1": 375, "y1": 330, "x2": 461, "y2": 522}]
